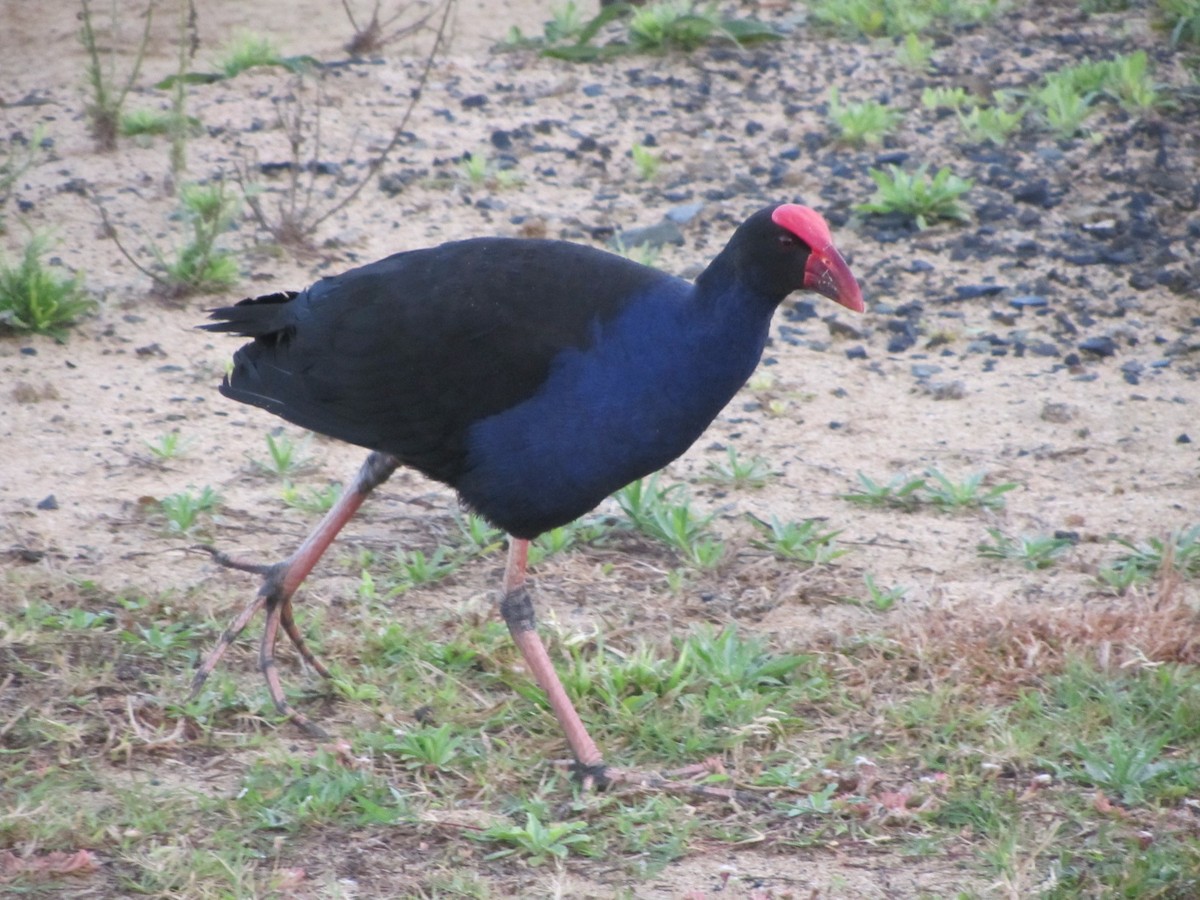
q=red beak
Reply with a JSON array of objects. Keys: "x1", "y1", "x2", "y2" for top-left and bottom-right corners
[{"x1": 804, "y1": 244, "x2": 865, "y2": 313}]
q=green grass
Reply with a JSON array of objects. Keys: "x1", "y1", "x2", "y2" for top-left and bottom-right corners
[
  {"x1": 857, "y1": 164, "x2": 973, "y2": 229},
  {"x1": 0, "y1": 234, "x2": 93, "y2": 338},
  {"x1": 3, "y1": 560, "x2": 1198, "y2": 895}
]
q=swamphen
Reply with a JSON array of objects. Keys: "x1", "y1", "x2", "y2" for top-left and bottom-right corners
[{"x1": 193, "y1": 203, "x2": 863, "y2": 788}]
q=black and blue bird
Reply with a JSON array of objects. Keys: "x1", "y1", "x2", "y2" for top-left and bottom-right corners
[{"x1": 194, "y1": 203, "x2": 863, "y2": 788}]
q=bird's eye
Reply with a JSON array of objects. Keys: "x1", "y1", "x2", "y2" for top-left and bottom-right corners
[{"x1": 777, "y1": 233, "x2": 799, "y2": 247}]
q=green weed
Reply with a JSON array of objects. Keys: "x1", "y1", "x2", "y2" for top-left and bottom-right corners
[
  {"x1": 702, "y1": 447, "x2": 775, "y2": 489},
  {"x1": 978, "y1": 529, "x2": 1072, "y2": 570},
  {"x1": 861, "y1": 573, "x2": 907, "y2": 611},
  {"x1": 921, "y1": 85, "x2": 973, "y2": 111},
  {"x1": 532, "y1": 0, "x2": 780, "y2": 61},
  {"x1": 957, "y1": 104, "x2": 1024, "y2": 145},
  {"x1": 1036, "y1": 76, "x2": 1097, "y2": 139},
  {"x1": 748, "y1": 515, "x2": 846, "y2": 565},
  {"x1": 922, "y1": 469, "x2": 1016, "y2": 510},
  {"x1": 216, "y1": 32, "x2": 286, "y2": 78},
  {"x1": 827, "y1": 86, "x2": 903, "y2": 147},
  {"x1": 280, "y1": 481, "x2": 341, "y2": 513},
  {"x1": 614, "y1": 475, "x2": 725, "y2": 568},
  {"x1": 153, "y1": 181, "x2": 240, "y2": 296},
  {"x1": 857, "y1": 164, "x2": 973, "y2": 229},
  {"x1": 1113, "y1": 524, "x2": 1200, "y2": 579},
  {"x1": 477, "y1": 813, "x2": 591, "y2": 864},
  {"x1": 146, "y1": 432, "x2": 188, "y2": 460},
  {"x1": 160, "y1": 486, "x2": 221, "y2": 534},
  {"x1": 630, "y1": 142, "x2": 662, "y2": 180},
  {"x1": 896, "y1": 32, "x2": 934, "y2": 70},
  {"x1": 255, "y1": 431, "x2": 310, "y2": 479},
  {"x1": 0, "y1": 234, "x2": 92, "y2": 338},
  {"x1": 809, "y1": 0, "x2": 1001, "y2": 38},
  {"x1": 1159, "y1": 0, "x2": 1200, "y2": 46},
  {"x1": 841, "y1": 471, "x2": 927, "y2": 510}
]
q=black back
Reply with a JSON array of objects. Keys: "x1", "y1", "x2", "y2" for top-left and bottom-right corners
[{"x1": 202, "y1": 237, "x2": 671, "y2": 484}]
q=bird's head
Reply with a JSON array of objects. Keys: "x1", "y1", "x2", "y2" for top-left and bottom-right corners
[{"x1": 726, "y1": 204, "x2": 864, "y2": 314}]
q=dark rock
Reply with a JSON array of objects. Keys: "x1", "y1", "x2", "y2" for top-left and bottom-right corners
[
  {"x1": 845, "y1": 345, "x2": 868, "y2": 360},
  {"x1": 1178, "y1": 434, "x2": 1192, "y2": 444},
  {"x1": 1012, "y1": 179, "x2": 1056, "y2": 208},
  {"x1": 949, "y1": 284, "x2": 1007, "y2": 301},
  {"x1": 1010, "y1": 295, "x2": 1047, "y2": 309},
  {"x1": 923, "y1": 380, "x2": 966, "y2": 400},
  {"x1": 785, "y1": 300, "x2": 819, "y2": 321},
  {"x1": 874, "y1": 150, "x2": 909, "y2": 167},
  {"x1": 461, "y1": 94, "x2": 488, "y2": 109},
  {"x1": 37, "y1": 495, "x2": 58, "y2": 510},
  {"x1": 1078, "y1": 336, "x2": 1118, "y2": 357},
  {"x1": 613, "y1": 220, "x2": 684, "y2": 249},
  {"x1": 1030, "y1": 342, "x2": 1060, "y2": 357},
  {"x1": 826, "y1": 317, "x2": 868, "y2": 340}
]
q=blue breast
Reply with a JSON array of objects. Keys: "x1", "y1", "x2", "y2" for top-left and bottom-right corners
[{"x1": 456, "y1": 279, "x2": 774, "y2": 537}]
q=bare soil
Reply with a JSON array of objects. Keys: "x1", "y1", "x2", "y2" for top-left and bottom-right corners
[{"x1": 1, "y1": 0, "x2": 1198, "y2": 896}]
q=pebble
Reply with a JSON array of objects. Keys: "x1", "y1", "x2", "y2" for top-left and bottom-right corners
[
  {"x1": 1010, "y1": 295, "x2": 1048, "y2": 309},
  {"x1": 1012, "y1": 179, "x2": 1055, "y2": 208},
  {"x1": 845, "y1": 346, "x2": 868, "y2": 360},
  {"x1": 1041, "y1": 402, "x2": 1077, "y2": 423},
  {"x1": 614, "y1": 220, "x2": 684, "y2": 249},
  {"x1": 1078, "y1": 336, "x2": 1118, "y2": 357},
  {"x1": 923, "y1": 380, "x2": 966, "y2": 400},
  {"x1": 665, "y1": 202, "x2": 704, "y2": 224},
  {"x1": 950, "y1": 285, "x2": 1008, "y2": 303}
]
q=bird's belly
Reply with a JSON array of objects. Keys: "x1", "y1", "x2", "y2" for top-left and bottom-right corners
[{"x1": 457, "y1": 331, "x2": 760, "y2": 538}]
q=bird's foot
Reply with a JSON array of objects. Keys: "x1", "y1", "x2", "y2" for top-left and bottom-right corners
[{"x1": 190, "y1": 548, "x2": 335, "y2": 738}]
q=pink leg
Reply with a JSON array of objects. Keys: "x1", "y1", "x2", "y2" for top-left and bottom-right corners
[
  {"x1": 499, "y1": 538, "x2": 750, "y2": 801},
  {"x1": 500, "y1": 538, "x2": 605, "y2": 776},
  {"x1": 191, "y1": 451, "x2": 399, "y2": 735}
]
